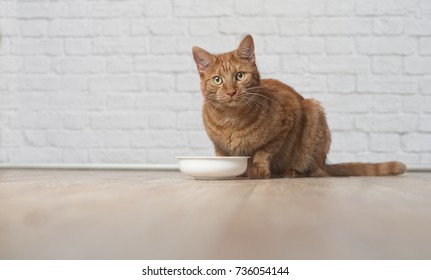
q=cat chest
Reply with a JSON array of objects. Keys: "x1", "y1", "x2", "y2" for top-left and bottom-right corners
[{"x1": 205, "y1": 122, "x2": 264, "y2": 155}]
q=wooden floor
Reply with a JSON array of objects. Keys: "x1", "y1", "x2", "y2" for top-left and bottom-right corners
[{"x1": 0, "y1": 169, "x2": 430, "y2": 260}]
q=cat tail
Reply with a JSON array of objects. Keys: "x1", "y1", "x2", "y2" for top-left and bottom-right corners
[{"x1": 325, "y1": 161, "x2": 406, "y2": 176}]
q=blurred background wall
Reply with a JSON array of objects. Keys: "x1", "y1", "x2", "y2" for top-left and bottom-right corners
[{"x1": 0, "y1": 0, "x2": 430, "y2": 166}]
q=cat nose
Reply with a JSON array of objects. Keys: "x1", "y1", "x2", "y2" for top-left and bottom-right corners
[{"x1": 226, "y1": 90, "x2": 237, "y2": 97}]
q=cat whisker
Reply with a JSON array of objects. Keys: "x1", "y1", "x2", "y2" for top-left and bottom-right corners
[{"x1": 246, "y1": 92, "x2": 279, "y2": 106}]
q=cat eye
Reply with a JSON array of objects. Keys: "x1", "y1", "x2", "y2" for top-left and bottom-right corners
[
  {"x1": 213, "y1": 76, "x2": 223, "y2": 85},
  {"x1": 236, "y1": 72, "x2": 245, "y2": 81}
]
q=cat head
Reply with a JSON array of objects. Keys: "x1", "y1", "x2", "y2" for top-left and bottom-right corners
[{"x1": 192, "y1": 35, "x2": 260, "y2": 107}]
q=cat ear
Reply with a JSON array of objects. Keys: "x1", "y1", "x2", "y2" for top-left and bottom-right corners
[
  {"x1": 235, "y1": 34, "x2": 255, "y2": 63},
  {"x1": 192, "y1": 46, "x2": 214, "y2": 74}
]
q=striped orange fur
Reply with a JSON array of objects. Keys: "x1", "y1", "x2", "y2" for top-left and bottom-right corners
[{"x1": 192, "y1": 35, "x2": 406, "y2": 179}]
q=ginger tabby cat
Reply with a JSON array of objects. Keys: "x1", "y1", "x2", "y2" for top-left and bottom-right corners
[{"x1": 192, "y1": 35, "x2": 406, "y2": 179}]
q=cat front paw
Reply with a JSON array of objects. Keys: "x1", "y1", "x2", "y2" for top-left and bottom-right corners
[{"x1": 248, "y1": 164, "x2": 271, "y2": 179}]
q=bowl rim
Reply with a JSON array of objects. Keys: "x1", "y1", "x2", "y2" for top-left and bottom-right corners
[{"x1": 176, "y1": 156, "x2": 250, "y2": 159}]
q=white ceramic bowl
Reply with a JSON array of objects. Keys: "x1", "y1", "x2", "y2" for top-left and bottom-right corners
[{"x1": 177, "y1": 156, "x2": 249, "y2": 179}]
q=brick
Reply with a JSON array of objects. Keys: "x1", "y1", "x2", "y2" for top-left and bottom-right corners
[
  {"x1": 279, "y1": 19, "x2": 309, "y2": 36},
  {"x1": 23, "y1": 56, "x2": 51, "y2": 73},
  {"x1": 331, "y1": 132, "x2": 368, "y2": 152},
  {"x1": 49, "y1": 19, "x2": 100, "y2": 37},
  {"x1": 130, "y1": 20, "x2": 149, "y2": 36},
  {"x1": 89, "y1": 76, "x2": 141, "y2": 92},
  {"x1": 8, "y1": 148, "x2": 63, "y2": 163},
  {"x1": 16, "y1": 92, "x2": 51, "y2": 110},
  {"x1": 143, "y1": 0, "x2": 173, "y2": 17},
  {"x1": 0, "y1": 150, "x2": 7, "y2": 162},
  {"x1": 10, "y1": 111, "x2": 62, "y2": 129},
  {"x1": 258, "y1": 55, "x2": 282, "y2": 74},
  {"x1": 63, "y1": 113, "x2": 90, "y2": 130},
  {"x1": 102, "y1": 19, "x2": 129, "y2": 37},
  {"x1": 177, "y1": 36, "x2": 236, "y2": 54},
  {"x1": 420, "y1": 0, "x2": 431, "y2": 14},
  {"x1": 325, "y1": 0, "x2": 355, "y2": 15},
  {"x1": 234, "y1": 0, "x2": 263, "y2": 15},
  {"x1": 23, "y1": 130, "x2": 46, "y2": 147},
  {"x1": 89, "y1": 3, "x2": 143, "y2": 18},
  {"x1": 327, "y1": 153, "x2": 357, "y2": 163},
  {"x1": 11, "y1": 39, "x2": 63, "y2": 55},
  {"x1": 8, "y1": 2, "x2": 60, "y2": 18},
  {"x1": 89, "y1": 149, "x2": 146, "y2": 163},
  {"x1": 372, "y1": 56, "x2": 402, "y2": 74},
  {"x1": 280, "y1": 74, "x2": 326, "y2": 93},
  {"x1": 264, "y1": 0, "x2": 312, "y2": 17},
  {"x1": 402, "y1": 133, "x2": 431, "y2": 152},
  {"x1": 102, "y1": 131, "x2": 130, "y2": 147},
  {"x1": 419, "y1": 115, "x2": 431, "y2": 132},
  {"x1": 356, "y1": 0, "x2": 417, "y2": 16},
  {"x1": 419, "y1": 38, "x2": 431, "y2": 55},
  {"x1": 309, "y1": 56, "x2": 369, "y2": 74},
  {"x1": 147, "y1": 19, "x2": 188, "y2": 35},
  {"x1": 357, "y1": 75, "x2": 418, "y2": 94},
  {"x1": 136, "y1": 93, "x2": 193, "y2": 112},
  {"x1": 189, "y1": 19, "x2": 218, "y2": 36},
  {"x1": 373, "y1": 95, "x2": 402, "y2": 113},
  {"x1": 0, "y1": 95, "x2": 17, "y2": 110},
  {"x1": 373, "y1": 18, "x2": 403, "y2": 35},
  {"x1": 325, "y1": 37, "x2": 355, "y2": 54},
  {"x1": 91, "y1": 113, "x2": 147, "y2": 129},
  {"x1": 420, "y1": 77, "x2": 431, "y2": 94},
  {"x1": 0, "y1": 129, "x2": 23, "y2": 147},
  {"x1": 21, "y1": 20, "x2": 47, "y2": 37},
  {"x1": 60, "y1": 76, "x2": 88, "y2": 91},
  {"x1": 282, "y1": 56, "x2": 307, "y2": 74},
  {"x1": 106, "y1": 93, "x2": 135, "y2": 110},
  {"x1": 176, "y1": 73, "x2": 200, "y2": 92},
  {"x1": 355, "y1": 114, "x2": 418, "y2": 133},
  {"x1": 0, "y1": 19, "x2": 20, "y2": 36},
  {"x1": 188, "y1": 131, "x2": 212, "y2": 148},
  {"x1": 266, "y1": 38, "x2": 324, "y2": 54},
  {"x1": 148, "y1": 112, "x2": 176, "y2": 129},
  {"x1": 146, "y1": 74, "x2": 176, "y2": 92},
  {"x1": 402, "y1": 96, "x2": 431, "y2": 113},
  {"x1": 357, "y1": 37, "x2": 416, "y2": 55},
  {"x1": 150, "y1": 37, "x2": 177, "y2": 54},
  {"x1": 131, "y1": 131, "x2": 188, "y2": 148},
  {"x1": 46, "y1": 131, "x2": 103, "y2": 148},
  {"x1": 370, "y1": 133, "x2": 400, "y2": 152},
  {"x1": 0, "y1": 56, "x2": 22, "y2": 73},
  {"x1": 65, "y1": 39, "x2": 92, "y2": 56},
  {"x1": 64, "y1": 148, "x2": 88, "y2": 163},
  {"x1": 54, "y1": 57, "x2": 105, "y2": 74},
  {"x1": 174, "y1": 0, "x2": 233, "y2": 17},
  {"x1": 93, "y1": 38, "x2": 149, "y2": 55},
  {"x1": 134, "y1": 56, "x2": 192, "y2": 73},
  {"x1": 404, "y1": 57, "x2": 431, "y2": 75},
  {"x1": 177, "y1": 111, "x2": 204, "y2": 130},
  {"x1": 356, "y1": 152, "x2": 419, "y2": 165},
  {"x1": 219, "y1": 18, "x2": 277, "y2": 35},
  {"x1": 327, "y1": 75, "x2": 356, "y2": 93},
  {"x1": 311, "y1": 19, "x2": 372, "y2": 35},
  {"x1": 61, "y1": 3, "x2": 87, "y2": 18},
  {"x1": 9, "y1": 76, "x2": 60, "y2": 92},
  {"x1": 51, "y1": 92, "x2": 105, "y2": 111},
  {"x1": 326, "y1": 113, "x2": 354, "y2": 131},
  {"x1": 0, "y1": 38, "x2": 10, "y2": 55},
  {"x1": 106, "y1": 56, "x2": 133, "y2": 74},
  {"x1": 319, "y1": 94, "x2": 373, "y2": 113},
  {"x1": 405, "y1": 19, "x2": 431, "y2": 35},
  {"x1": 147, "y1": 148, "x2": 183, "y2": 164}
]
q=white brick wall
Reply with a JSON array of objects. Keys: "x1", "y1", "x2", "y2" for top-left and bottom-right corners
[{"x1": 0, "y1": 0, "x2": 430, "y2": 166}]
